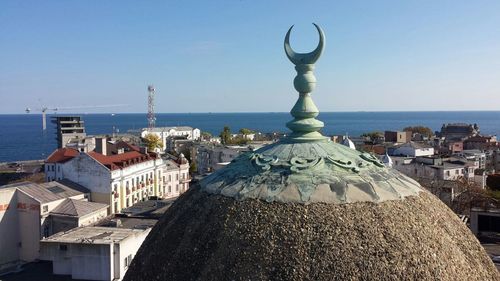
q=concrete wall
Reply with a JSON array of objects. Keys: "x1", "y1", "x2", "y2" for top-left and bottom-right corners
[
  {"x1": 41, "y1": 242, "x2": 113, "y2": 281},
  {"x1": 64, "y1": 154, "x2": 111, "y2": 194},
  {"x1": 16, "y1": 191, "x2": 41, "y2": 262},
  {"x1": 79, "y1": 208, "x2": 108, "y2": 226},
  {"x1": 0, "y1": 188, "x2": 20, "y2": 269},
  {"x1": 116, "y1": 229, "x2": 151, "y2": 280}
]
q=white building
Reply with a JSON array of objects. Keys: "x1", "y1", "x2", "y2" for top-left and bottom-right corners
[
  {"x1": 40, "y1": 226, "x2": 151, "y2": 281},
  {"x1": 391, "y1": 156, "x2": 476, "y2": 182},
  {"x1": 45, "y1": 142, "x2": 190, "y2": 214},
  {"x1": 196, "y1": 145, "x2": 253, "y2": 174},
  {"x1": 454, "y1": 149, "x2": 487, "y2": 170},
  {"x1": 141, "y1": 126, "x2": 201, "y2": 153},
  {"x1": 392, "y1": 142, "x2": 434, "y2": 157},
  {"x1": 0, "y1": 180, "x2": 106, "y2": 271}
]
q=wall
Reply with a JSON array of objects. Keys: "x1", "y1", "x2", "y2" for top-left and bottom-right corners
[
  {"x1": 79, "y1": 208, "x2": 108, "y2": 226},
  {"x1": 116, "y1": 229, "x2": 151, "y2": 280},
  {"x1": 51, "y1": 216, "x2": 78, "y2": 235},
  {"x1": 16, "y1": 191, "x2": 41, "y2": 262},
  {"x1": 63, "y1": 154, "x2": 111, "y2": 194},
  {"x1": 41, "y1": 242, "x2": 113, "y2": 281},
  {"x1": 0, "y1": 188, "x2": 20, "y2": 269}
]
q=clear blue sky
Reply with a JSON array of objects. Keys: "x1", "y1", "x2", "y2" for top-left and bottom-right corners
[{"x1": 1, "y1": 1, "x2": 499, "y2": 114}]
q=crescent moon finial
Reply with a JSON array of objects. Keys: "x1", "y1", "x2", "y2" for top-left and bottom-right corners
[{"x1": 284, "y1": 23, "x2": 325, "y2": 65}]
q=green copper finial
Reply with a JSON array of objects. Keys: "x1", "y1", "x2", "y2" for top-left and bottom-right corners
[{"x1": 284, "y1": 23, "x2": 328, "y2": 142}]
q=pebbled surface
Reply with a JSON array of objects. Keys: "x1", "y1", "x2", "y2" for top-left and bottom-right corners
[
  {"x1": 124, "y1": 186, "x2": 499, "y2": 281},
  {"x1": 200, "y1": 140, "x2": 422, "y2": 204}
]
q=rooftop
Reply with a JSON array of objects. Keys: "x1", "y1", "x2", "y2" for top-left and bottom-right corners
[
  {"x1": 41, "y1": 226, "x2": 148, "y2": 245},
  {"x1": 88, "y1": 150, "x2": 156, "y2": 171},
  {"x1": 45, "y1": 148, "x2": 79, "y2": 163},
  {"x1": 146, "y1": 126, "x2": 195, "y2": 132},
  {"x1": 1, "y1": 180, "x2": 89, "y2": 204},
  {"x1": 50, "y1": 198, "x2": 108, "y2": 217}
]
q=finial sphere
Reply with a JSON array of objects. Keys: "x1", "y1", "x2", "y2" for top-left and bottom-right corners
[{"x1": 284, "y1": 23, "x2": 325, "y2": 65}]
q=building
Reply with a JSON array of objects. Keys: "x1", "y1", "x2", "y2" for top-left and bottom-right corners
[
  {"x1": 52, "y1": 116, "x2": 87, "y2": 150},
  {"x1": 439, "y1": 123, "x2": 479, "y2": 140},
  {"x1": 391, "y1": 141, "x2": 434, "y2": 157},
  {"x1": 140, "y1": 126, "x2": 201, "y2": 153},
  {"x1": 454, "y1": 149, "x2": 487, "y2": 170},
  {"x1": 40, "y1": 226, "x2": 151, "y2": 281},
  {"x1": 45, "y1": 142, "x2": 189, "y2": 214},
  {"x1": 0, "y1": 180, "x2": 106, "y2": 271},
  {"x1": 384, "y1": 130, "x2": 411, "y2": 143},
  {"x1": 463, "y1": 135, "x2": 498, "y2": 150},
  {"x1": 391, "y1": 156, "x2": 477, "y2": 182},
  {"x1": 39, "y1": 197, "x2": 177, "y2": 281},
  {"x1": 470, "y1": 208, "x2": 500, "y2": 235},
  {"x1": 196, "y1": 144, "x2": 253, "y2": 174},
  {"x1": 440, "y1": 140, "x2": 464, "y2": 155}
]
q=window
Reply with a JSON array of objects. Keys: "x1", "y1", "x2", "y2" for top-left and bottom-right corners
[
  {"x1": 168, "y1": 175, "x2": 171, "y2": 182},
  {"x1": 57, "y1": 165, "x2": 60, "y2": 172},
  {"x1": 455, "y1": 170, "x2": 459, "y2": 175},
  {"x1": 43, "y1": 205, "x2": 48, "y2": 213},
  {"x1": 114, "y1": 202, "x2": 118, "y2": 213},
  {"x1": 446, "y1": 171, "x2": 450, "y2": 176},
  {"x1": 176, "y1": 174, "x2": 179, "y2": 181},
  {"x1": 59, "y1": 244, "x2": 68, "y2": 251},
  {"x1": 168, "y1": 186, "x2": 171, "y2": 193},
  {"x1": 176, "y1": 184, "x2": 179, "y2": 192},
  {"x1": 124, "y1": 254, "x2": 133, "y2": 269}
]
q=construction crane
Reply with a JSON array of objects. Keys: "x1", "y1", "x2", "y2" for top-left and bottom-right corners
[{"x1": 25, "y1": 104, "x2": 127, "y2": 131}]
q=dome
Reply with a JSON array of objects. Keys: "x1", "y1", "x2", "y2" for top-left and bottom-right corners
[
  {"x1": 124, "y1": 24, "x2": 498, "y2": 281},
  {"x1": 382, "y1": 152, "x2": 393, "y2": 167},
  {"x1": 341, "y1": 135, "x2": 356, "y2": 150},
  {"x1": 177, "y1": 153, "x2": 189, "y2": 165}
]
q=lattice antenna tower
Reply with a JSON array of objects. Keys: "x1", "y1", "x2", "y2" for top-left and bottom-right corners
[{"x1": 147, "y1": 85, "x2": 156, "y2": 130}]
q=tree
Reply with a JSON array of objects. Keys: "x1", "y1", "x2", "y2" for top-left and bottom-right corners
[
  {"x1": 239, "y1": 128, "x2": 254, "y2": 136},
  {"x1": 487, "y1": 174, "x2": 500, "y2": 191},
  {"x1": 201, "y1": 131, "x2": 212, "y2": 140},
  {"x1": 220, "y1": 126, "x2": 232, "y2": 145},
  {"x1": 361, "y1": 131, "x2": 383, "y2": 140},
  {"x1": 403, "y1": 126, "x2": 433, "y2": 138},
  {"x1": 142, "y1": 133, "x2": 163, "y2": 152}
]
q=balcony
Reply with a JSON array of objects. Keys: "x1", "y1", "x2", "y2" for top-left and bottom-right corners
[{"x1": 180, "y1": 176, "x2": 191, "y2": 183}]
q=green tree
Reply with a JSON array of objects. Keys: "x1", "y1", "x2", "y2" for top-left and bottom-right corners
[
  {"x1": 142, "y1": 133, "x2": 163, "y2": 152},
  {"x1": 403, "y1": 126, "x2": 433, "y2": 138},
  {"x1": 239, "y1": 128, "x2": 254, "y2": 136},
  {"x1": 201, "y1": 131, "x2": 212, "y2": 140},
  {"x1": 361, "y1": 131, "x2": 383, "y2": 140},
  {"x1": 220, "y1": 126, "x2": 232, "y2": 145}
]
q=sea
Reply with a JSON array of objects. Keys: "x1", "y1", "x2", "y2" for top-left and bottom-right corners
[{"x1": 0, "y1": 111, "x2": 499, "y2": 163}]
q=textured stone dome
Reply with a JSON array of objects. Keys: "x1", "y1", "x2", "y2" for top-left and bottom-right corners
[{"x1": 124, "y1": 24, "x2": 499, "y2": 281}]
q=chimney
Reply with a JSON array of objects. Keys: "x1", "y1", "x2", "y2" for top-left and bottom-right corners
[{"x1": 95, "y1": 137, "x2": 108, "y2": 155}]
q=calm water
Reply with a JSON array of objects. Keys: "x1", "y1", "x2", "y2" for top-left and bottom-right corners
[{"x1": 0, "y1": 111, "x2": 499, "y2": 162}]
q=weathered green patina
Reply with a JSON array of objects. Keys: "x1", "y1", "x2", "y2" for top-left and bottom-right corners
[{"x1": 199, "y1": 23, "x2": 423, "y2": 204}]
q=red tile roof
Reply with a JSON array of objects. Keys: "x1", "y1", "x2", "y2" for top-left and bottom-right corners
[
  {"x1": 46, "y1": 148, "x2": 79, "y2": 163},
  {"x1": 88, "y1": 151, "x2": 156, "y2": 170}
]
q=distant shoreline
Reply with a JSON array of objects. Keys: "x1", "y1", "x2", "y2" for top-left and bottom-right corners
[{"x1": 2, "y1": 110, "x2": 500, "y2": 115}]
